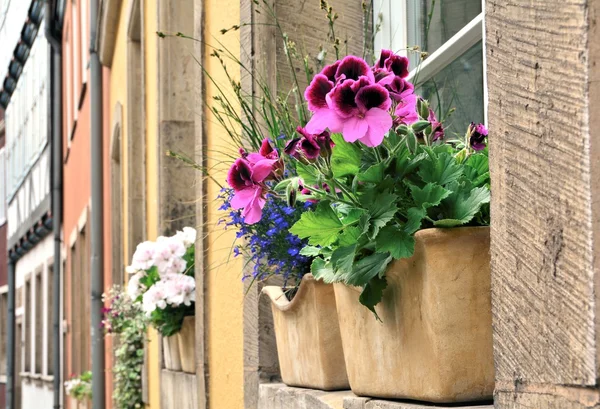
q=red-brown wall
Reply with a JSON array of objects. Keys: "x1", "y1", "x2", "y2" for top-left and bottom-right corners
[{"x1": 62, "y1": 1, "x2": 91, "y2": 407}]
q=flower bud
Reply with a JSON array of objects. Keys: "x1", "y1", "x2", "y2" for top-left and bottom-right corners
[
  {"x1": 411, "y1": 120, "x2": 431, "y2": 133},
  {"x1": 417, "y1": 98, "x2": 430, "y2": 119}
]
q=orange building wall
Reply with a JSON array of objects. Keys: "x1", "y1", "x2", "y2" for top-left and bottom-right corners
[{"x1": 61, "y1": 1, "x2": 92, "y2": 407}]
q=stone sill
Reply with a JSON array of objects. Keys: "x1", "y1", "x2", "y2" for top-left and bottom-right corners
[{"x1": 259, "y1": 384, "x2": 494, "y2": 409}]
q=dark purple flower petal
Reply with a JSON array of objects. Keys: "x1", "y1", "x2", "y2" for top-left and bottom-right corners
[
  {"x1": 335, "y1": 56, "x2": 374, "y2": 82},
  {"x1": 259, "y1": 138, "x2": 278, "y2": 159},
  {"x1": 329, "y1": 80, "x2": 360, "y2": 117},
  {"x1": 304, "y1": 74, "x2": 334, "y2": 112},
  {"x1": 386, "y1": 77, "x2": 414, "y2": 102},
  {"x1": 374, "y1": 49, "x2": 393, "y2": 69},
  {"x1": 428, "y1": 109, "x2": 445, "y2": 141},
  {"x1": 469, "y1": 122, "x2": 488, "y2": 151},
  {"x1": 227, "y1": 158, "x2": 254, "y2": 191},
  {"x1": 284, "y1": 137, "x2": 302, "y2": 158},
  {"x1": 320, "y1": 61, "x2": 340, "y2": 82},
  {"x1": 355, "y1": 84, "x2": 391, "y2": 112},
  {"x1": 384, "y1": 54, "x2": 409, "y2": 78},
  {"x1": 300, "y1": 134, "x2": 321, "y2": 160}
]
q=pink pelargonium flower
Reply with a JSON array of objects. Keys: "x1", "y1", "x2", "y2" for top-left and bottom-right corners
[
  {"x1": 226, "y1": 147, "x2": 278, "y2": 224},
  {"x1": 373, "y1": 49, "x2": 410, "y2": 85},
  {"x1": 394, "y1": 94, "x2": 419, "y2": 126},
  {"x1": 334, "y1": 55, "x2": 375, "y2": 83},
  {"x1": 428, "y1": 108, "x2": 445, "y2": 141},
  {"x1": 326, "y1": 77, "x2": 393, "y2": 147},
  {"x1": 230, "y1": 185, "x2": 267, "y2": 224},
  {"x1": 387, "y1": 77, "x2": 414, "y2": 102}
]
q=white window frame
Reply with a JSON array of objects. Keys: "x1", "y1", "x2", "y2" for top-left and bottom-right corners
[{"x1": 374, "y1": 0, "x2": 488, "y2": 124}]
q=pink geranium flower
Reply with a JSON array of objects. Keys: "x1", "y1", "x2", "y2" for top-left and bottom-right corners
[
  {"x1": 373, "y1": 49, "x2": 409, "y2": 85},
  {"x1": 226, "y1": 140, "x2": 280, "y2": 224},
  {"x1": 327, "y1": 77, "x2": 392, "y2": 147},
  {"x1": 394, "y1": 94, "x2": 419, "y2": 126}
]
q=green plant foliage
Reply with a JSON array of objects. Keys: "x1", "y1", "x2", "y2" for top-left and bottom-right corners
[
  {"x1": 103, "y1": 287, "x2": 149, "y2": 409},
  {"x1": 282, "y1": 129, "x2": 490, "y2": 313}
]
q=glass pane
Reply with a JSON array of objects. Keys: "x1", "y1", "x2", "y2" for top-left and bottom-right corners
[
  {"x1": 417, "y1": 41, "x2": 484, "y2": 136},
  {"x1": 408, "y1": 0, "x2": 482, "y2": 55}
]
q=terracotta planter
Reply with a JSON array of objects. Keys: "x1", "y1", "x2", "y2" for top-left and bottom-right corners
[
  {"x1": 334, "y1": 227, "x2": 494, "y2": 403},
  {"x1": 177, "y1": 315, "x2": 196, "y2": 373},
  {"x1": 263, "y1": 274, "x2": 349, "y2": 391},
  {"x1": 163, "y1": 334, "x2": 182, "y2": 371}
]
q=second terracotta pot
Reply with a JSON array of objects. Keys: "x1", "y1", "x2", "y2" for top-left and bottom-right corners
[
  {"x1": 177, "y1": 315, "x2": 196, "y2": 373},
  {"x1": 263, "y1": 274, "x2": 349, "y2": 390},
  {"x1": 163, "y1": 334, "x2": 182, "y2": 371},
  {"x1": 334, "y1": 227, "x2": 494, "y2": 403}
]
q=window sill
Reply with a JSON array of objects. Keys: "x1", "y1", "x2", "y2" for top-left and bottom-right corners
[{"x1": 258, "y1": 384, "x2": 494, "y2": 409}]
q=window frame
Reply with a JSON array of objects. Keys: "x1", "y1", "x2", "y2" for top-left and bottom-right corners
[{"x1": 373, "y1": 0, "x2": 488, "y2": 124}]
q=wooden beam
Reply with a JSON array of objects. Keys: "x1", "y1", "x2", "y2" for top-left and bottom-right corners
[{"x1": 487, "y1": 0, "x2": 600, "y2": 404}]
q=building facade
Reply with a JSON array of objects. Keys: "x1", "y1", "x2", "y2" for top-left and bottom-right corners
[
  {"x1": 61, "y1": 1, "x2": 92, "y2": 407},
  {"x1": 0, "y1": 1, "x2": 55, "y2": 408}
]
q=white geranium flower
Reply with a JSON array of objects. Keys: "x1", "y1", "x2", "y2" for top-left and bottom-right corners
[
  {"x1": 142, "y1": 284, "x2": 168, "y2": 316},
  {"x1": 175, "y1": 227, "x2": 197, "y2": 248},
  {"x1": 127, "y1": 271, "x2": 146, "y2": 301},
  {"x1": 153, "y1": 237, "x2": 186, "y2": 276},
  {"x1": 131, "y1": 241, "x2": 156, "y2": 271}
]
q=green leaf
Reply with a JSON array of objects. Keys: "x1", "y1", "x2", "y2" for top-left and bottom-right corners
[
  {"x1": 299, "y1": 246, "x2": 322, "y2": 257},
  {"x1": 338, "y1": 226, "x2": 362, "y2": 247},
  {"x1": 331, "y1": 134, "x2": 362, "y2": 177},
  {"x1": 346, "y1": 252, "x2": 392, "y2": 286},
  {"x1": 359, "y1": 190, "x2": 399, "y2": 237},
  {"x1": 331, "y1": 245, "x2": 357, "y2": 273},
  {"x1": 435, "y1": 186, "x2": 491, "y2": 226},
  {"x1": 418, "y1": 152, "x2": 463, "y2": 186},
  {"x1": 311, "y1": 257, "x2": 336, "y2": 282},
  {"x1": 290, "y1": 202, "x2": 344, "y2": 247},
  {"x1": 409, "y1": 183, "x2": 451, "y2": 209},
  {"x1": 339, "y1": 207, "x2": 366, "y2": 226},
  {"x1": 465, "y1": 154, "x2": 489, "y2": 175},
  {"x1": 376, "y1": 225, "x2": 415, "y2": 260},
  {"x1": 404, "y1": 207, "x2": 426, "y2": 234},
  {"x1": 359, "y1": 276, "x2": 388, "y2": 318},
  {"x1": 358, "y1": 162, "x2": 386, "y2": 183},
  {"x1": 295, "y1": 161, "x2": 319, "y2": 186}
]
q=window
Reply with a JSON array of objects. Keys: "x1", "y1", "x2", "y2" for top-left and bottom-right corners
[
  {"x1": 374, "y1": 0, "x2": 486, "y2": 133},
  {"x1": 72, "y1": 0, "x2": 80, "y2": 114},
  {"x1": 35, "y1": 272, "x2": 42, "y2": 374},
  {"x1": 24, "y1": 279, "x2": 32, "y2": 373},
  {"x1": 0, "y1": 290, "x2": 8, "y2": 378},
  {"x1": 80, "y1": 0, "x2": 88, "y2": 84},
  {"x1": 4, "y1": 23, "x2": 49, "y2": 198},
  {"x1": 47, "y1": 265, "x2": 54, "y2": 376},
  {"x1": 70, "y1": 225, "x2": 90, "y2": 375}
]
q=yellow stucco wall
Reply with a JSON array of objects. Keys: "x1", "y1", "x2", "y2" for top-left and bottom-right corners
[
  {"x1": 204, "y1": 1, "x2": 245, "y2": 408},
  {"x1": 144, "y1": 0, "x2": 161, "y2": 407},
  {"x1": 109, "y1": 1, "x2": 161, "y2": 408}
]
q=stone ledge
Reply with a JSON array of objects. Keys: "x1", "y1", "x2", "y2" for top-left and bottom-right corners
[{"x1": 258, "y1": 384, "x2": 494, "y2": 409}]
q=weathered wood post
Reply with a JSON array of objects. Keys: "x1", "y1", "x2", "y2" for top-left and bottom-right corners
[{"x1": 487, "y1": 1, "x2": 600, "y2": 407}]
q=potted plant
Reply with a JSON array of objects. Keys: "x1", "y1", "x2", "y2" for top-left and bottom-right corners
[
  {"x1": 238, "y1": 50, "x2": 494, "y2": 402},
  {"x1": 65, "y1": 371, "x2": 92, "y2": 409},
  {"x1": 102, "y1": 286, "x2": 147, "y2": 408},
  {"x1": 220, "y1": 141, "x2": 349, "y2": 390},
  {"x1": 126, "y1": 227, "x2": 197, "y2": 373}
]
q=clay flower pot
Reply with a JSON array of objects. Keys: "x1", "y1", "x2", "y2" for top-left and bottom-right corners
[
  {"x1": 177, "y1": 315, "x2": 196, "y2": 373},
  {"x1": 334, "y1": 227, "x2": 494, "y2": 403},
  {"x1": 163, "y1": 333, "x2": 182, "y2": 371},
  {"x1": 263, "y1": 274, "x2": 349, "y2": 390}
]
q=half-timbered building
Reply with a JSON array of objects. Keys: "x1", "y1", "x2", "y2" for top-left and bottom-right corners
[{"x1": 0, "y1": 1, "x2": 56, "y2": 408}]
